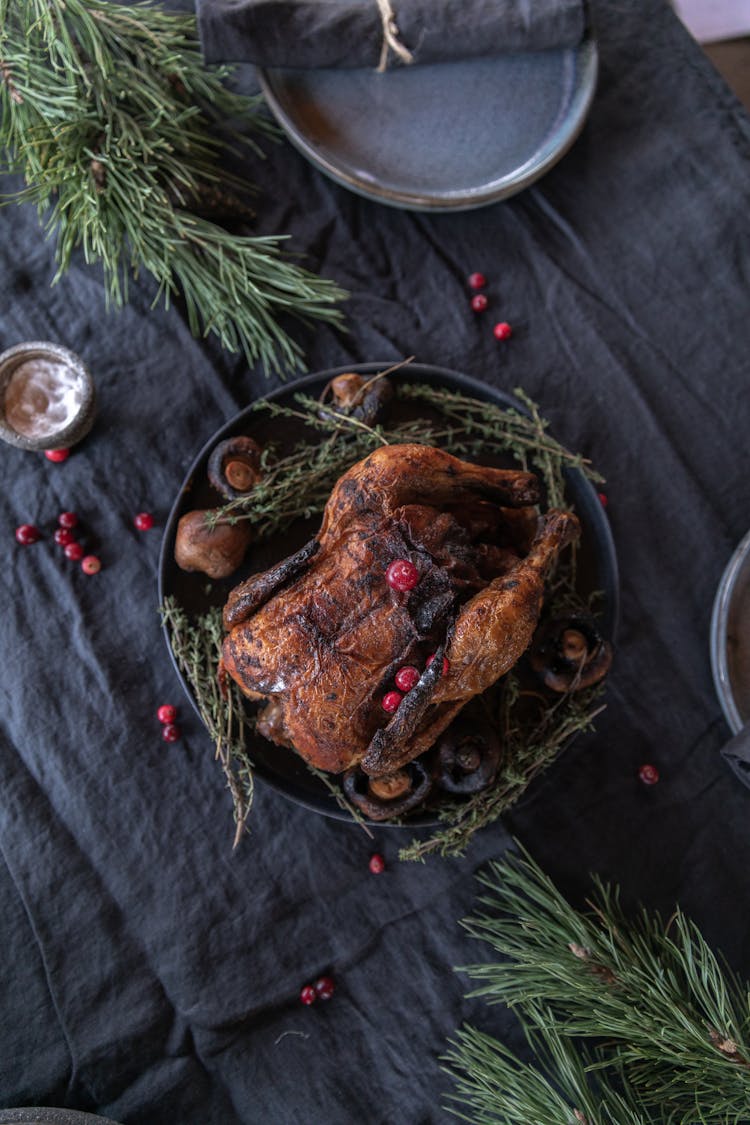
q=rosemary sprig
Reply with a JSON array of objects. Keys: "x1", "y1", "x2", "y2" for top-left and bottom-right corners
[
  {"x1": 445, "y1": 848, "x2": 750, "y2": 1124},
  {"x1": 0, "y1": 0, "x2": 345, "y2": 372},
  {"x1": 161, "y1": 596, "x2": 254, "y2": 847}
]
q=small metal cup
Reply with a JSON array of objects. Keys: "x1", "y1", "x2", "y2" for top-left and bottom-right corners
[{"x1": 0, "y1": 340, "x2": 96, "y2": 451}]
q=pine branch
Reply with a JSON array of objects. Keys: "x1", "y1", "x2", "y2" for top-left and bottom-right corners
[
  {"x1": 445, "y1": 1010, "x2": 658, "y2": 1125},
  {"x1": 0, "y1": 0, "x2": 346, "y2": 373},
  {"x1": 448, "y1": 847, "x2": 750, "y2": 1124}
]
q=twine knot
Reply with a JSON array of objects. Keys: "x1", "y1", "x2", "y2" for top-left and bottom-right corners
[{"x1": 376, "y1": 0, "x2": 414, "y2": 73}]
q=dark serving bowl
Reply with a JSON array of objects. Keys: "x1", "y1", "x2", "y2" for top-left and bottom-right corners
[{"x1": 158, "y1": 362, "x2": 619, "y2": 825}]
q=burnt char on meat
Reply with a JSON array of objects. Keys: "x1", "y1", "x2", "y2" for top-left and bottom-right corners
[{"x1": 221, "y1": 444, "x2": 579, "y2": 777}]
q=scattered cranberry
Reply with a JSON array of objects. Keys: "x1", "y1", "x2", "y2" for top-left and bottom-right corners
[
  {"x1": 81, "y1": 554, "x2": 101, "y2": 575},
  {"x1": 15, "y1": 523, "x2": 41, "y2": 545},
  {"x1": 44, "y1": 449, "x2": 69, "y2": 463},
  {"x1": 598, "y1": 492, "x2": 609, "y2": 508},
  {"x1": 638, "y1": 763, "x2": 660, "y2": 786},
  {"x1": 369, "y1": 853, "x2": 386, "y2": 875},
  {"x1": 162, "y1": 722, "x2": 181, "y2": 743},
  {"x1": 157, "y1": 704, "x2": 178, "y2": 725},
  {"x1": 134, "y1": 512, "x2": 154, "y2": 531},
  {"x1": 300, "y1": 985, "x2": 317, "y2": 1006},
  {"x1": 493, "y1": 321, "x2": 513, "y2": 341},
  {"x1": 394, "y1": 665, "x2": 420, "y2": 692},
  {"x1": 54, "y1": 527, "x2": 77, "y2": 547},
  {"x1": 468, "y1": 272, "x2": 487, "y2": 290},
  {"x1": 470, "y1": 293, "x2": 488, "y2": 312},
  {"x1": 58, "y1": 511, "x2": 79, "y2": 529},
  {"x1": 385, "y1": 559, "x2": 419, "y2": 592},
  {"x1": 314, "y1": 976, "x2": 335, "y2": 1001},
  {"x1": 382, "y1": 691, "x2": 403, "y2": 713},
  {"x1": 426, "y1": 654, "x2": 450, "y2": 677},
  {"x1": 64, "y1": 541, "x2": 84, "y2": 561}
]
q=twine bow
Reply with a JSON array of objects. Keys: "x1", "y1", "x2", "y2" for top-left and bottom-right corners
[{"x1": 376, "y1": 0, "x2": 415, "y2": 72}]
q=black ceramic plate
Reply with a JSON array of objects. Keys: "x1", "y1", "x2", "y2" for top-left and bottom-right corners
[
  {"x1": 158, "y1": 362, "x2": 619, "y2": 824},
  {"x1": 257, "y1": 39, "x2": 598, "y2": 211}
]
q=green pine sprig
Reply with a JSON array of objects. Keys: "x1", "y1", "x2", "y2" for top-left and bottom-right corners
[
  {"x1": 0, "y1": 0, "x2": 346, "y2": 372},
  {"x1": 444, "y1": 847, "x2": 750, "y2": 1124}
]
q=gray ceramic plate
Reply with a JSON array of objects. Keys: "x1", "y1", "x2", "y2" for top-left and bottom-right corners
[
  {"x1": 711, "y1": 527, "x2": 750, "y2": 734},
  {"x1": 258, "y1": 39, "x2": 597, "y2": 211}
]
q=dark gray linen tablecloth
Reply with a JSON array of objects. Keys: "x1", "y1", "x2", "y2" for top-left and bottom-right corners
[{"x1": 2, "y1": 1, "x2": 750, "y2": 1121}]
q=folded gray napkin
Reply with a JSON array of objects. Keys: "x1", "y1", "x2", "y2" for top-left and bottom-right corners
[
  {"x1": 197, "y1": 0, "x2": 587, "y2": 69},
  {"x1": 721, "y1": 723, "x2": 750, "y2": 787}
]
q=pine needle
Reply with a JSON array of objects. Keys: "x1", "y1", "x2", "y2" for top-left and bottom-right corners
[
  {"x1": 446, "y1": 847, "x2": 750, "y2": 1124},
  {"x1": 0, "y1": 0, "x2": 346, "y2": 373}
]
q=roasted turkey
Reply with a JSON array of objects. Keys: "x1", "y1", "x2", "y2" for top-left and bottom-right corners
[{"x1": 221, "y1": 443, "x2": 579, "y2": 779}]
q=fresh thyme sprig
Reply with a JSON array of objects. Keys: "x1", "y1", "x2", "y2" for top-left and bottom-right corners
[
  {"x1": 161, "y1": 596, "x2": 254, "y2": 847},
  {"x1": 398, "y1": 383, "x2": 602, "y2": 506},
  {"x1": 444, "y1": 848, "x2": 750, "y2": 1124},
  {"x1": 0, "y1": 0, "x2": 345, "y2": 372},
  {"x1": 399, "y1": 677, "x2": 605, "y2": 862}
]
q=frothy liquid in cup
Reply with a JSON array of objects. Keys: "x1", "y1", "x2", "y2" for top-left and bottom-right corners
[{"x1": 4, "y1": 358, "x2": 84, "y2": 440}]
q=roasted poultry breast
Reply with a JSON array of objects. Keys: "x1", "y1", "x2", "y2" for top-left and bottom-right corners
[{"x1": 221, "y1": 444, "x2": 579, "y2": 779}]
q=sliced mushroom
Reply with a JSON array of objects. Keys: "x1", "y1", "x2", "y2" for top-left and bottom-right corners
[
  {"x1": 529, "y1": 613, "x2": 613, "y2": 692},
  {"x1": 319, "y1": 372, "x2": 394, "y2": 427},
  {"x1": 174, "y1": 509, "x2": 252, "y2": 579},
  {"x1": 342, "y1": 759, "x2": 432, "y2": 820},
  {"x1": 434, "y1": 713, "x2": 502, "y2": 794},
  {"x1": 208, "y1": 436, "x2": 263, "y2": 500}
]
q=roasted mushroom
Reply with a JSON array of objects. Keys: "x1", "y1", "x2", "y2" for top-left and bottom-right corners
[
  {"x1": 343, "y1": 759, "x2": 432, "y2": 821},
  {"x1": 434, "y1": 712, "x2": 502, "y2": 794},
  {"x1": 174, "y1": 509, "x2": 252, "y2": 579},
  {"x1": 208, "y1": 436, "x2": 263, "y2": 500},
  {"x1": 529, "y1": 613, "x2": 613, "y2": 692},
  {"x1": 319, "y1": 372, "x2": 394, "y2": 426}
]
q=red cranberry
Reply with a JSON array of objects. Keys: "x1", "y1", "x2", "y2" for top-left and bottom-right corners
[
  {"x1": 314, "y1": 976, "x2": 335, "y2": 1001},
  {"x1": 394, "y1": 665, "x2": 420, "y2": 692},
  {"x1": 493, "y1": 321, "x2": 513, "y2": 341},
  {"x1": 54, "y1": 527, "x2": 77, "y2": 547},
  {"x1": 638, "y1": 763, "x2": 659, "y2": 786},
  {"x1": 468, "y1": 272, "x2": 487, "y2": 289},
  {"x1": 300, "y1": 985, "x2": 317, "y2": 1006},
  {"x1": 134, "y1": 512, "x2": 154, "y2": 531},
  {"x1": 385, "y1": 559, "x2": 419, "y2": 592},
  {"x1": 369, "y1": 853, "x2": 386, "y2": 875},
  {"x1": 157, "y1": 704, "x2": 177, "y2": 724},
  {"x1": 44, "y1": 449, "x2": 69, "y2": 463},
  {"x1": 426, "y1": 654, "x2": 450, "y2": 677},
  {"x1": 58, "y1": 511, "x2": 79, "y2": 529},
  {"x1": 15, "y1": 524, "x2": 41, "y2": 545},
  {"x1": 381, "y1": 691, "x2": 403, "y2": 713},
  {"x1": 598, "y1": 492, "x2": 609, "y2": 508},
  {"x1": 64, "y1": 542, "x2": 84, "y2": 561},
  {"x1": 81, "y1": 554, "x2": 101, "y2": 575},
  {"x1": 470, "y1": 293, "x2": 488, "y2": 312},
  {"x1": 162, "y1": 722, "x2": 181, "y2": 743}
]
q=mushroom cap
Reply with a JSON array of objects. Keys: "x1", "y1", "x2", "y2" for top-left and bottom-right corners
[
  {"x1": 208, "y1": 436, "x2": 263, "y2": 501},
  {"x1": 174, "y1": 509, "x2": 252, "y2": 579},
  {"x1": 434, "y1": 713, "x2": 502, "y2": 794},
  {"x1": 342, "y1": 759, "x2": 432, "y2": 821},
  {"x1": 529, "y1": 613, "x2": 613, "y2": 692},
  {"x1": 319, "y1": 372, "x2": 394, "y2": 427}
]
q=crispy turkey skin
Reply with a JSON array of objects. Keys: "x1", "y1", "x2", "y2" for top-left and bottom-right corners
[{"x1": 221, "y1": 444, "x2": 579, "y2": 776}]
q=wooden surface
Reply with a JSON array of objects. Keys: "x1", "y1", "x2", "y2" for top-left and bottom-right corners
[{"x1": 705, "y1": 38, "x2": 750, "y2": 110}]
